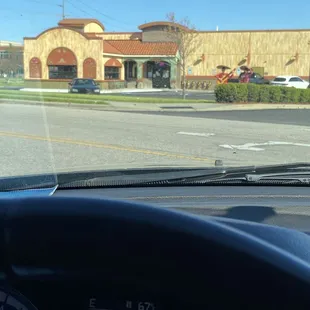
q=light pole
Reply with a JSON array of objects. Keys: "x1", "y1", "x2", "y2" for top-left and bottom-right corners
[{"x1": 308, "y1": 41, "x2": 310, "y2": 83}]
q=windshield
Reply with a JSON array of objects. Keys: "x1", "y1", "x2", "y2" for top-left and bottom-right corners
[
  {"x1": 1, "y1": 0, "x2": 310, "y2": 189},
  {"x1": 73, "y1": 79, "x2": 96, "y2": 86},
  {"x1": 273, "y1": 77, "x2": 287, "y2": 82}
]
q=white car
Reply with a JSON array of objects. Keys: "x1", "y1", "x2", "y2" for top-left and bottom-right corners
[{"x1": 270, "y1": 76, "x2": 310, "y2": 89}]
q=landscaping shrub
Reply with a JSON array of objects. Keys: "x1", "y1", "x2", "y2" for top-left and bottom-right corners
[
  {"x1": 287, "y1": 87, "x2": 300, "y2": 103},
  {"x1": 268, "y1": 86, "x2": 281, "y2": 103},
  {"x1": 247, "y1": 84, "x2": 260, "y2": 102},
  {"x1": 299, "y1": 89, "x2": 310, "y2": 103},
  {"x1": 214, "y1": 84, "x2": 237, "y2": 102},
  {"x1": 258, "y1": 85, "x2": 270, "y2": 103},
  {"x1": 280, "y1": 87, "x2": 291, "y2": 103},
  {"x1": 235, "y1": 84, "x2": 248, "y2": 102},
  {"x1": 215, "y1": 83, "x2": 310, "y2": 103}
]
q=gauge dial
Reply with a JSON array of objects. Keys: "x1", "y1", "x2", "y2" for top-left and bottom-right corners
[{"x1": 0, "y1": 287, "x2": 38, "y2": 310}]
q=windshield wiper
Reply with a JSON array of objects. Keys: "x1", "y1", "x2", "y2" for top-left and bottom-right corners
[
  {"x1": 57, "y1": 162, "x2": 310, "y2": 188},
  {"x1": 245, "y1": 171, "x2": 310, "y2": 184}
]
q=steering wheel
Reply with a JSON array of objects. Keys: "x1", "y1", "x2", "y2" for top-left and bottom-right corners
[{"x1": 2, "y1": 196, "x2": 310, "y2": 309}]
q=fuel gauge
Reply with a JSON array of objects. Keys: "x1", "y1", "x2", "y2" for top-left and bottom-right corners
[{"x1": 0, "y1": 287, "x2": 38, "y2": 310}]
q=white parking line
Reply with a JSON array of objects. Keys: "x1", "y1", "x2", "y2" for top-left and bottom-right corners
[
  {"x1": 177, "y1": 132, "x2": 215, "y2": 137},
  {"x1": 220, "y1": 141, "x2": 310, "y2": 152}
]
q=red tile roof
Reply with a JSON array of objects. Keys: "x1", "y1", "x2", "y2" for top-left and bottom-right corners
[
  {"x1": 103, "y1": 40, "x2": 178, "y2": 55},
  {"x1": 103, "y1": 41, "x2": 122, "y2": 54}
]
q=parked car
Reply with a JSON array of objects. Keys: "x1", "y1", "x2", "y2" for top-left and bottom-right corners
[
  {"x1": 270, "y1": 76, "x2": 310, "y2": 89},
  {"x1": 68, "y1": 78, "x2": 101, "y2": 94},
  {"x1": 228, "y1": 72, "x2": 270, "y2": 84}
]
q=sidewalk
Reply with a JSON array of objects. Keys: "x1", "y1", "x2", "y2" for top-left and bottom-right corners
[
  {"x1": 107, "y1": 102, "x2": 310, "y2": 111},
  {"x1": 2, "y1": 98, "x2": 310, "y2": 112}
]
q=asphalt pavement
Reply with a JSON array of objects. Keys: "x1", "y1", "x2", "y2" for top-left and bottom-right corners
[
  {"x1": 1, "y1": 103, "x2": 310, "y2": 177},
  {"x1": 128, "y1": 109, "x2": 310, "y2": 126},
  {"x1": 102, "y1": 90, "x2": 216, "y2": 100}
]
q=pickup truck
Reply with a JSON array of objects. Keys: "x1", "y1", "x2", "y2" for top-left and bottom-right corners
[{"x1": 228, "y1": 72, "x2": 270, "y2": 84}]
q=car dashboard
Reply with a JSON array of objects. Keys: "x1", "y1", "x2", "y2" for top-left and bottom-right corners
[{"x1": 2, "y1": 185, "x2": 310, "y2": 309}]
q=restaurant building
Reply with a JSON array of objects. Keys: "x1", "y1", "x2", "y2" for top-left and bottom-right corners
[{"x1": 23, "y1": 18, "x2": 310, "y2": 89}]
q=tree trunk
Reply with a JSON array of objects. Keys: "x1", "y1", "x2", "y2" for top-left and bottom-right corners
[
  {"x1": 182, "y1": 62, "x2": 186, "y2": 100},
  {"x1": 182, "y1": 74, "x2": 186, "y2": 100}
]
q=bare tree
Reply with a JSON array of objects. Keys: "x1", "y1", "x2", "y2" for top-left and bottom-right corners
[{"x1": 165, "y1": 12, "x2": 199, "y2": 99}]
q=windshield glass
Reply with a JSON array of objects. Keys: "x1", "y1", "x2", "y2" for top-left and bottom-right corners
[
  {"x1": 1, "y1": 0, "x2": 310, "y2": 188},
  {"x1": 73, "y1": 79, "x2": 96, "y2": 86},
  {"x1": 273, "y1": 77, "x2": 287, "y2": 82}
]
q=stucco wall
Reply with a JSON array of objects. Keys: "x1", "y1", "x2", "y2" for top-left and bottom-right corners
[
  {"x1": 24, "y1": 28, "x2": 103, "y2": 80},
  {"x1": 186, "y1": 31, "x2": 310, "y2": 77},
  {"x1": 84, "y1": 23, "x2": 104, "y2": 33}
]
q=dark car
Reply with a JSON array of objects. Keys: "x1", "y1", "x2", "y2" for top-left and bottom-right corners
[
  {"x1": 228, "y1": 72, "x2": 270, "y2": 84},
  {"x1": 68, "y1": 78, "x2": 101, "y2": 94}
]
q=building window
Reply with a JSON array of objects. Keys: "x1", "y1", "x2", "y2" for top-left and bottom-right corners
[
  {"x1": 48, "y1": 65, "x2": 77, "y2": 79},
  {"x1": 105, "y1": 67, "x2": 120, "y2": 80},
  {"x1": 0, "y1": 51, "x2": 10, "y2": 59}
]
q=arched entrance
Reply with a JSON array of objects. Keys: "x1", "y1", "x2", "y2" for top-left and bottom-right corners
[
  {"x1": 146, "y1": 61, "x2": 171, "y2": 88},
  {"x1": 124, "y1": 60, "x2": 137, "y2": 81},
  {"x1": 83, "y1": 58, "x2": 96, "y2": 79},
  {"x1": 47, "y1": 47, "x2": 77, "y2": 79}
]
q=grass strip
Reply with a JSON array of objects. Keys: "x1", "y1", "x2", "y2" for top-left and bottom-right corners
[{"x1": 0, "y1": 90, "x2": 215, "y2": 103}]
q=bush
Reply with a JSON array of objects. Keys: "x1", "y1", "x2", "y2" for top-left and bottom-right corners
[
  {"x1": 268, "y1": 86, "x2": 281, "y2": 103},
  {"x1": 214, "y1": 84, "x2": 236, "y2": 102},
  {"x1": 214, "y1": 83, "x2": 310, "y2": 103},
  {"x1": 288, "y1": 87, "x2": 300, "y2": 103},
  {"x1": 247, "y1": 84, "x2": 260, "y2": 102},
  {"x1": 280, "y1": 87, "x2": 291, "y2": 103},
  {"x1": 235, "y1": 84, "x2": 248, "y2": 102},
  {"x1": 299, "y1": 89, "x2": 310, "y2": 103},
  {"x1": 258, "y1": 85, "x2": 270, "y2": 102}
]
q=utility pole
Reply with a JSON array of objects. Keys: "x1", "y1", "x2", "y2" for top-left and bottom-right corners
[
  {"x1": 59, "y1": 0, "x2": 65, "y2": 19},
  {"x1": 62, "y1": 0, "x2": 65, "y2": 19}
]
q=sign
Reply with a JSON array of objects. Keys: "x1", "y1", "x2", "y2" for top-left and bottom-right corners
[{"x1": 187, "y1": 67, "x2": 192, "y2": 75}]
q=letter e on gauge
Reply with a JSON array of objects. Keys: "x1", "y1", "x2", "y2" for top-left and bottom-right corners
[{"x1": 89, "y1": 298, "x2": 96, "y2": 308}]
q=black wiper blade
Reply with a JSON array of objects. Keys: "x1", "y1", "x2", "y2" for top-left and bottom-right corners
[
  {"x1": 245, "y1": 171, "x2": 310, "y2": 184},
  {"x1": 132, "y1": 163, "x2": 310, "y2": 185},
  {"x1": 252, "y1": 162, "x2": 310, "y2": 173},
  {"x1": 58, "y1": 166, "x2": 256, "y2": 188},
  {"x1": 58, "y1": 162, "x2": 310, "y2": 188}
]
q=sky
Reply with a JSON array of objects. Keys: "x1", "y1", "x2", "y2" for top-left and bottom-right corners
[{"x1": 1, "y1": 0, "x2": 310, "y2": 43}]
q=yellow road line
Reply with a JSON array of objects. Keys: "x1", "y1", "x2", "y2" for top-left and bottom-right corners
[{"x1": 0, "y1": 131, "x2": 212, "y2": 162}]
